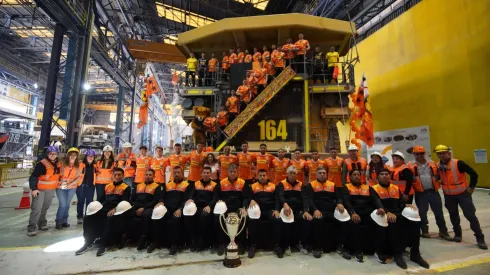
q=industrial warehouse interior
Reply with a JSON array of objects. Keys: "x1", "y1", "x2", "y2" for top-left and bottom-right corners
[{"x1": 0, "y1": 0, "x2": 489, "y2": 274}]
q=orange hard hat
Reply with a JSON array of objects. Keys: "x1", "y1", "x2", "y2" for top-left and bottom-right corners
[{"x1": 412, "y1": 145, "x2": 426, "y2": 153}]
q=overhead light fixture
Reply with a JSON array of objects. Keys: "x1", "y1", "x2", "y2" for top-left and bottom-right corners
[
  {"x1": 33, "y1": 83, "x2": 39, "y2": 89},
  {"x1": 83, "y1": 83, "x2": 91, "y2": 91}
]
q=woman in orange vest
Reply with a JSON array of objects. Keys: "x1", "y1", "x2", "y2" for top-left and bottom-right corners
[
  {"x1": 95, "y1": 145, "x2": 115, "y2": 201},
  {"x1": 27, "y1": 146, "x2": 61, "y2": 236},
  {"x1": 56, "y1": 147, "x2": 85, "y2": 229},
  {"x1": 367, "y1": 151, "x2": 390, "y2": 186},
  {"x1": 390, "y1": 151, "x2": 414, "y2": 203},
  {"x1": 76, "y1": 149, "x2": 97, "y2": 224}
]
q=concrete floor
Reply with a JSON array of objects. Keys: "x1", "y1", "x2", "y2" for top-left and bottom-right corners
[{"x1": 0, "y1": 179, "x2": 489, "y2": 275}]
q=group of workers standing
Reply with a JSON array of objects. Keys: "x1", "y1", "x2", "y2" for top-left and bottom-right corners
[{"x1": 26, "y1": 141, "x2": 487, "y2": 269}]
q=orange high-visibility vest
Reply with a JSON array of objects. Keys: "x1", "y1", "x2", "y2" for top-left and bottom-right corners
[
  {"x1": 237, "y1": 52, "x2": 245, "y2": 63},
  {"x1": 325, "y1": 157, "x2": 343, "y2": 187},
  {"x1": 372, "y1": 183, "x2": 400, "y2": 199},
  {"x1": 368, "y1": 164, "x2": 391, "y2": 186},
  {"x1": 208, "y1": 58, "x2": 218, "y2": 72},
  {"x1": 204, "y1": 117, "x2": 217, "y2": 132},
  {"x1": 290, "y1": 159, "x2": 306, "y2": 183},
  {"x1": 437, "y1": 159, "x2": 469, "y2": 195},
  {"x1": 135, "y1": 156, "x2": 152, "y2": 183},
  {"x1": 294, "y1": 39, "x2": 309, "y2": 55},
  {"x1": 136, "y1": 182, "x2": 159, "y2": 195},
  {"x1": 253, "y1": 52, "x2": 262, "y2": 62},
  {"x1": 345, "y1": 183, "x2": 370, "y2": 196},
  {"x1": 151, "y1": 157, "x2": 167, "y2": 184},
  {"x1": 306, "y1": 159, "x2": 325, "y2": 183},
  {"x1": 222, "y1": 56, "x2": 229, "y2": 69},
  {"x1": 310, "y1": 180, "x2": 336, "y2": 193},
  {"x1": 58, "y1": 163, "x2": 85, "y2": 189},
  {"x1": 391, "y1": 164, "x2": 414, "y2": 195},
  {"x1": 271, "y1": 50, "x2": 285, "y2": 68},
  {"x1": 217, "y1": 111, "x2": 228, "y2": 127},
  {"x1": 95, "y1": 160, "x2": 115, "y2": 185},
  {"x1": 272, "y1": 158, "x2": 291, "y2": 185},
  {"x1": 407, "y1": 160, "x2": 440, "y2": 192},
  {"x1": 281, "y1": 44, "x2": 295, "y2": 59},
  {"x1": 244, "y1": 54, "x2": 252, "y2": 63},
  {"x1": 37, "y1": 159, "x2": 60, "y2": 190},
  {"x1": 345, "y1": 158, "x2": 367, "y2": 183},
  {"x1": 218, "y1": 155, "x2": 238, "y2": 180},
  {"x1": 280, "y1": 179, "x2": 303, "y2": 191},
  {"x1": 262, "y1": 51, "x2": 270, "y2": 63},
  {"x1": 229, "y1": 53, "x2": 238, "y2": 64},
  {"x1": 117, "y1": 152, "x2": 136, "y2": 178}
]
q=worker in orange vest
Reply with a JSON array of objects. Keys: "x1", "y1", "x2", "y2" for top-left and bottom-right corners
[
  {"x1": 188, "y1": 143, "x2": 207, "y2": 184},
  {"x1": 434, "y1": 144, "x2": 487, "y2": 249},
  {"x1": 216, "y1": 106, "x2": 228, "y2": 128},
  {"x1": 252, "y1": 47, "x2": 262, "y2": 70},
  {"x1": 221, "y1": 51, "x2": 229, "y2": 82},
  {"x1": 305, "y1": 149, "x2": 325, "y2": 184},
  {"x1": 246, "y1": 70, "x2": 258, "y2": 96},
  {"x1": 96, "y1": 145, "x2": 116, "y2": 201},
  {"x1": 204, "y1": 114, "x2": 218, "y2": 148},
  {"x1": 281, "y1": 37, "x2": 295, "y2": 67},
  {"x1": 407, "y1": 146, "x2": 451, "y2": 240},
  {"x1": 237, "y1": 79, "x2": 251, "y2": 110},
  {"x1": 225, "y1": 90, "x2": 240, "y2": 122},
  {"x1": 166, "y1": 143, "x2": 189, "y2": 182},
  {"x1": 290, "y1": 149, "x2": 306, "y2": 183},
  {"x1": 237, "y1": 47, "x2": 245, "y2": 63},
  {"x1": 262, "y1": 46, "x2": 270, "y2": 65},
  {"x1": 56, "y1": 147, "x2": 85, "y2": 229},
  {"x1": 217, "y1": 146, "x2": 238, "y2": 181},
  {"x1": 271, "y1": 148, "x2": 291, "y2": 184},
  {"x1": 263, "y1": 56, "x2": 275, "y2": 84},
  {"x1": 135, "y1": 146, "x2": 152, "y2": 185},
  {"x1": 228, "y1": 48, "x2": 238, "y2": 65},
  {"x1": 117, "y1": 142, "x2": 136, "y2": 189},
  {"x1": 271, "y1": 44, "x2": 285, "y2": 76},
  {"x1": 244, "y1": 50, "x2": 252, "y2": 63},
  {"x1": 324, "y1": 147, "x2": 344, "y2": 187},
  {"x1": 27, "y1": 146, "x2": 61, "y2": 236},
  {"x1": 253, "y1": 65, "x2": 267, "y2": 94},
  {"x1": 390, "y1": 151, "x2": 414, "y2": 203},
  {"x1": 208, "y1": 53, "x2": 218, "y2": 86},
  {"x1": 151, "y1": 145, "x2": 167, "y2": 185},
  {"x1": 254, "y1": 143, "x2": 274, "y2": 179},
  {"x1": 293, "y1": 33, "x2": 310, "y2": 74},
  {"x1": 342, "y1": 145, "x2": 367, "y2": 185},
  {"x1": 367, "y1": 151, "x2": 391, "y2": 186}
]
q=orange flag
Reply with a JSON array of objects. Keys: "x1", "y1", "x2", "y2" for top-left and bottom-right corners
[
  {"x1": 137, "y1": 103, "x2": 148, "y2": 129},
  {"x1": 145, "y1": 76, "x2": 160, "y2": 97},
  {"x1": 358, "y1": 74, "x2": 374, "y2": 147}
]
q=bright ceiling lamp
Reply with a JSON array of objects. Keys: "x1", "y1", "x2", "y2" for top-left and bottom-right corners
[{"x1": 234, "y1": 0, "x2": 269, "y2": 10}]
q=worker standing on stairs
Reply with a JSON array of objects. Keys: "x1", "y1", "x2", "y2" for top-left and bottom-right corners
[
  {"x1": 281, "y1": 37, "x2": 295, "y2": 68},
  {"x1": 244, "y1": 50, "x2": 252, "y2": 63},
  {"x1": 198, "y1": 52, "x2": 208, "y2": 87},
  {"x1": 238, "y1": 142, "x2": 256, "y2": 186},
  {"x1": 325, "y1": 147, "x2": 344, "y2": 187},
  {"x1": 237, "y1": 79, "x2": 251, "y2": 111},
  {"x1": 291, "y1": 149, "x2": 306, "y2": 183},
  {"x1": 407, "y1": 146, "x2": 451, "y2": 241},
  {"x1": 434, "y1": 144, "x2": 487, "y2": 249},
  {"x1": 271, "y1": 44, "x2": 285, "y2": 76},
  {"x1": 225, "y1": 90, "x2": 240, "y2": 123},
  {"x1": 134, "y1": 146, "x2": 152, "y2": 186},
  {"x1": 229, "y1": 48, "x2": 238, "y2": 66},
  {"x1": 247, "y1": 70, "x2": 258, "y2": 97},
  {"x1": 262, "y1": 46, "x2": 270, "y2": 65},
  {"x1": 264, "y1": 56, "x2": 276, "y2": 84},
  {"x1": 390, "y1": 151, "x2": 415, "y2": 203},
  {"x1": 252, "y1": 47, "x2": 262, "y2": 69},
  {"x1": 342, "y1": 145, "x2": 367, "y2": 185},
  {"x1": 254, "y1": 64, "x2": 268, "y2": 94}
]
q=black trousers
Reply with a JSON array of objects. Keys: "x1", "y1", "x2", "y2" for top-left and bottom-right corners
[
  {"x1": 347, "y1": 213, "x2": 375, "y2": 254},
  {"x1": 198, "y1": 70, "x2": 208, "y2": 86},
  {"x1": 151, "y1": 208, "x2": 182, "y2": 246},
  {"x1": 82, "y1": 209, "x2": 108, "y2": 244},
  {"x1": 228, "y1": 112, "x2": 238, "y2": 123},
  {"x1": 375, "y1": 215, "x2": 421, "y2": 256},
  {"x1": 186, "y1": 71, "x2": 196, "y2": 87},
  {"x1": 214, "y1": 209, "x2": 246, "y2": 246},
  {"x1": 221, "y1": 69, "x2": 229, "y2": 81},
  {"x1": 293, "y1": 55, "x2": 306, "y2": 74},
  {"x1": 184, "y1": 208, "x2": 213, "y2": 245},
  {"x1": 247, "y1": 209, "x2": 282, "y2": 247},
  {"x1": 444, "y1": 192, "x2": 483, "y2": 237},
  {"x1": 281, "y1": 210, "x2": 311, "y2": 249},
  {"x1": 95, "y1": 184, "x2": 106, "y2": 202},
  {"x1": 312, "y1": 211, "x2": 348, "y2": 251},
  {"x1": 311, "y1": 65, "x2": 324, "y2": 84},
  {"x1": 101, "y1": 208, "x2": 134, "y2": 246},
  {"x1": 326, "y1": 66, "x2": 337, "y2": 83},
  {"x1": 129, "y1": 208, "x2": 153, "y2": 240}
]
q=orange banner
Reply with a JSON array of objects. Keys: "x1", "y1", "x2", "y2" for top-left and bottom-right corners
[
  {"x1": 349, "y1": 74, "x2": 374, "y2": 148},
  {"x1": 145, "y1": 76, "x2": 160, "y2": 97},
  {"x1": 137, "y1": 103, "x2": 148, "y2": 129}
]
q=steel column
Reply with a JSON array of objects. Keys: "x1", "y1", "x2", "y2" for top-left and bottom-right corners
[
  {"x1": 59, "y1": 34, "x2": 77, "y2": 120},
  {"x1": 114, "y1": 86, "x2": 125, "y2": 151},
  {"x1": 128, "y1": 82, "x2": 136, "y2": 143},
  {"x1": 37, "y1": 23, "x2": 64, "y2": 159}
]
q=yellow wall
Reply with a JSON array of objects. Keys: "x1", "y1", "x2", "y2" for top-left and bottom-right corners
[{"x1": 350, "y1": 0, "x2": 490, "y2": 187}]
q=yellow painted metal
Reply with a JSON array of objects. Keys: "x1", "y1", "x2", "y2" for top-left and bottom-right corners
[
  {"x1": 215, "y1": 140, "x2": 227, "y2": 152},
  {"x1": 304, "y1": 80, "x2": 310, "y2": 152},
  {"x1": 126, "y1": 39, "x2": 186, "y2": 63}
]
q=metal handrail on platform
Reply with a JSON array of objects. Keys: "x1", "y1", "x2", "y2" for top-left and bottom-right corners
[{"x1": 0, "y1": 163, "x2": 32, "y2": 186}]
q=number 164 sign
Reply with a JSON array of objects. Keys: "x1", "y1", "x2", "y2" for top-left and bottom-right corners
[{"x1": 258, "y1": 120, "x2": 288, "y2": 141}]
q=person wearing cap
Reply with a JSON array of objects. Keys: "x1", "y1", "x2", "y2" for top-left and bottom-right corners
[
  {"x1": 407, "y1": 146, "x2": 451, "y2": 240},
  {"x1": 151, "y1": 145, "x2": 167, "y2": 185},
  {"x1": 372, "y1": 169, "x2": 429, "y2": 269},
  {"x1": 325, "y1": 147, "x2": 344, "y2": 187},
  {"x1": 166, "y1": 143, "x2": 189, "y2": 182},
  {"x1": 238, "y1": 142, "x2": 256, "y2": 185},
  {"x1": 342, "y1": 145, "x2": 367, "y2": 185},
  {"x1": 434, "y1": 144, "x2": 487, "y2": 249},
  {"x1": 134, "y1": 146, "x2": 152, "y2": 186},
  {"x1": 342, "y1": 169, "x2": 385, "y2": 262},
  {"x1": 96, "y1": 146, "x2": 115, "y2": 201},
  {"x1": 76, "y1": 167, "x2": 131, "y2": 256},
  {"x1": 214, "y1": 164, "x2": 247, "y2": 256},
  {"x1": 367, "y1": 151, "x2": 390, "y2": 186},
  {"x1": 129, "y1": 169, "x2": 163, "y2": 251},
  {"x1": 290, "y1": 149, "x2": 306, "y2": 183},
  {"x1": 245, "y1": 169, "x2": 283, "y2": 258},
  {"x1": 271, "y1": 148, "x2": 291, "y2": 185},
  {"x1": 188, "y1": 143, "x2": 207, "y2": 185},
  {"x1": 391, "y1": 151, "x2": 415, "y2": 203},
  {"x1": 304, "y1": 166, "x2": 349, "y2": 259},
  {"x1": 148, "y1": 166, "x2": 194, "y2": 254},
  {"x1": 254, "y1": 143, "x2": 274, "y2": 180},
  {"x1": 76, "y1": 149, "x2": 97, "y2": 225},
  {"x1": 56, "y1": 147, "x2": 85, "y2": 229},
  {"x1": 184, "y1": 166, "x2": 218, "y2": 252},
  {"x1": 117, "y1": 143, "x2": 136, "y2": 189},
  {"x1": 305, "y1": 149, "x2": 325, "y2": 184},
  {"x1": 217, "y1": 146, "x2": 238, "y2": 181},
  {"x1": 27, "y1": 146, "x2": 61, "y2": 236},
  {"x1": 277, "y1": 165, "x2": 311, "y2": 255}
]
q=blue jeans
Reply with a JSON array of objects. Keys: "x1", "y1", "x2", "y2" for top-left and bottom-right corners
[
  {"x1": 76, "y1": 184, "x2": 95, "y2": 218},
  {"x1": 56, "y1": 188, "x2": 77, "y2": 224}
]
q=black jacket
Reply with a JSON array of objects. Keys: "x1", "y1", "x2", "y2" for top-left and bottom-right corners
[
  {"x1": 100, "y1": 180, "x2": 131, "y2": 211},
  {"x1": 131, "y1": 182, "x2": 163, "y2": 210},
  {"x1": 277, "y1": 179, "x2": 309, "y2": 212},
  {"x1": 160, "y1": 180, "x2": 194, "y2": 210}
]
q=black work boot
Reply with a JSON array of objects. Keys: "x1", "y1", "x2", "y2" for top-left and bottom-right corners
[
  {"x1": 137, "y1": 236, "x2": 147, "y2": 251},
  {"x1": 476, "y1": 234, "x2": 488, "y2": 250},
  {"x1": 394, "y1": 254, "x2": 407, "y2": 269},
  {"x1": 453, "y1": 228, "x2": 463, "y2": 242},
  {"x1": 439, "y1": 230, "x2": 452, "y2": 241},
  {"x1": 410, "y1": 253, "x2": 430, "y2": 269},
  {"x1": 420, "y1": 227, "x2": 430, "y2": 238}
]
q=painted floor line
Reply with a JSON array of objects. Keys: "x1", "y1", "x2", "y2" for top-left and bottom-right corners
[{"x1": 408, "y1": 253, "x2": 490, "y2": 273}]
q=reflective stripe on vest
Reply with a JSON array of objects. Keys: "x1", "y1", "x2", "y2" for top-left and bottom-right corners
[
  {"x1": 440, "y1": 160, "x2": 468, "y2": 195},
  {"x1": 59, "y1": 165, "x2": 83, "y2": 189},
  {"x1": 38, "y1": 159, "x2": 60, "y2": 189}
]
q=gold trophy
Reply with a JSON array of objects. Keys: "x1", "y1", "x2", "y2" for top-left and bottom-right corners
[{"x1": 219, "y1": 212, "x2": 247, "y2": 268}]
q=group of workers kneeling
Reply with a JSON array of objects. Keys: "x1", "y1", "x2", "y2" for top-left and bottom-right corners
[{"x1": 75, "y1": 163, "x2": 431, "y2": 270}]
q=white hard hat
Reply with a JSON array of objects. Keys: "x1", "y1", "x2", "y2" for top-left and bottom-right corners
[
  {"x1": 86, "y1": 201, "x2": 103, "y2": 216},
  {"x1": 280, "y1": 208, "x2": 294, "y2": 223},
  {"x1": 334, "y1": 208, "x2": 351, "y2": 222},
  {"x1": 103, "y1": 145, "x2": 113, "y2": 152},
  {"x1": 371, "y1": 151, "x2": 382, "y2": 158},
  {"x1": 370, "y1": 209, "x2": 388, "y2": 227},
  {"x1": 348, "y1": 144, "x2": 359, "y2": 151},
  {"x1": 183, "y1": 201, "x2": 197, "y2": 216},
  {"x1": 23, "y1": 182, "x2": 31, "y2": 192},
  {"x1": 248, "y1": 205, "x2": 261, "y2": 219},
  {"x1": 114, "y1": 201, "x2": 132, "y2": 215},
  {"x1": 392, "y1": 151, "x2": 405, "y2": 159},
  {"x1": 213, "y1": 201, "x2": 227, "y2": 215},
  {"x1": 122, "y1": 142, "x2": 132, "y2": 148},
  {"x1": 402, "y1": 207, "x2": 421, "y2": 222},
  {"x1": 152, "y1": 205, "x2": 167, "y2": 220}
]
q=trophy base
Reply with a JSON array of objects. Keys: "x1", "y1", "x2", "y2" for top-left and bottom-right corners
[{"x1": 223, "y1": 258, "x2": 242, "y2": 268}]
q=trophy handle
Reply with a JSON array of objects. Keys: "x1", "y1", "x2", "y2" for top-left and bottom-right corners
[
  {"x1": 236, "y1": 214, "x2": 247, "y2": 237},
  {"x1": 219, "y1": 213, "x2": 228, "y2": 235}
]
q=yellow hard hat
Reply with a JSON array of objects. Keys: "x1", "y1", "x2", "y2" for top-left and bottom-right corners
[
  {"x1": 434, "y1": 144, "x2": 449, "y2": 153},
  {"x1": 67, "y1": 147, "x2": 80, "y2": 154}
]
